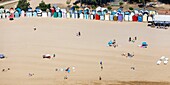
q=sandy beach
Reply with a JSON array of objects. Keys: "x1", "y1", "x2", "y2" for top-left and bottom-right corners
[{"x1": 0, "y1": 17, "x2": 170, "y2": 85}]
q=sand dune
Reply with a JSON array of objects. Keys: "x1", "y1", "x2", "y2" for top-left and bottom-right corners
[{"x1": 0, "y1": 18, "x2": 170, "y2": 85}]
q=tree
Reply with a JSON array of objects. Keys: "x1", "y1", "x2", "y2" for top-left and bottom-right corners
[
  {"x1": 129, "y1": 7, "x2": 134, "y2": 10},
  {"x1": 107, "y1": 6, "x2": 112, "y2": 11},
  {"x1": 0, "y1": 6, "x2": 4, "y2": 9},
  {"x1": 66, "y1": 0, "x2": 71, "y2": 6},
  {"x1": 91, "y1": 5, "x2": 96, "y2": 9},
  {"x1": 17, "y1": 0, "x2": 30, "y2": 11},
  {"x1": 37, "y1": 0, "x2": 51, "y2": 11},
  {"x1": 119, "y1": 1, "x2": 124, "y2": 6},
  {"x1": 74, "y1": 5, "x2": 80, "y2": 10}
]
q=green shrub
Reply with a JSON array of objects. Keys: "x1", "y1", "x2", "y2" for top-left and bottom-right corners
[
  {"x1": 129, "y1": 7, "x2": 133, "y2": 10},
  {"x1": 107, "y1": 6, "x2": 112, "y2": 11},
  {"x1": 17, "y1": 0, "x2": 30, "y2": 11},
  {"x1": 0, "y1": 6, "x2": 4, "y2": 8}
]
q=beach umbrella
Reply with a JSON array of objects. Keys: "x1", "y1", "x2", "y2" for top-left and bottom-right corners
[
  {"x1": 142, "y1": 42, "x2": 148, "y2": 46},
  {"x1": 108, "y1": 40, "x2": 113, "y2": 45},
  {"x1": 0, "y1": 54, "x2": 5, "y2": 59}
]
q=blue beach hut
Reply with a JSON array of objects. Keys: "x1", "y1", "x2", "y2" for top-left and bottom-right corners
[
  {"x1": 14, "y1": 11, "x2": 19, "y2": 18},
  {"x1": 138, "y1": 15, "x2": 143, "y2": 22},
  {"x1": 110, "y1": 15, "x2": 114, "y2": 21},
  {"x1": 100, "y1": 14, "x2": 104, "y2": 21},
  {"x1": 33, "y1": 11, "x2": 37, "y2": 17}
]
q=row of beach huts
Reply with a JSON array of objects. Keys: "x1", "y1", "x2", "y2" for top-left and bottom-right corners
[{"x1": 0, "y1": 7, "x2": 169, "y2": 24}]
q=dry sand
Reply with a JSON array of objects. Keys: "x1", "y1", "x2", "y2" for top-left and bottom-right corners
[{"x1": 0, "y1": 17, "x2": 170, "y2": 85}]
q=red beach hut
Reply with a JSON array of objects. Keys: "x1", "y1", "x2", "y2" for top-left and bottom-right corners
[
  {"x1": 95, "y1": 14, "x2": 100, "y2": 20},
  {"x1": 132, "y1": 14, "x2": 138, "y2": 21}
]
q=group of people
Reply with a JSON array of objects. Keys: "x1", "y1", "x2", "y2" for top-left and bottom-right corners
[
  {"x1": 1, "y1": 68, "x2": 10, "y2": 72},
  {"x1": 99, "y1": 60, "x2": 103, "y2": 80},
  {"x1": 128, "y1": 37, "x2": 137, "y2": 43},
  {"x1": 108, "y1": 39, "x2": 118, "y2": 48}
]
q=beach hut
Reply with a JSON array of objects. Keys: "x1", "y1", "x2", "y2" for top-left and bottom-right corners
[
  {"x1": 62, "y1": 12, "x2": 66, "y2": 18},
  {"x1": 143, "y1": 14, "x2": 148, "y2": 22},
  {"x1": 37, "y1": 9, "x2": 42, "y2": 17},
  {"x1": 58, "y1": 12, "x2": 62, "y2": 18},
  {"x1": 100, "y1": 14, "x2": 104, "y2": 21},
  {"x1": 138, "y1": 15, "x2": 143, "y2": 22},
  {"x1": 75, "y1": 13, "x2": 78, "y2": 19},
  {"x1": 6, "y1": 12, "x2": 10, "y2": 18},
  {"x1": 124, "y1": 14, "x2": 129, "y2": 21},
  {"x1": 2, "y1": 13, "x2": 6, "y2": 18},
  {"x1": 110, "y1": 15, "x2": 114, "y2": 21},
  {"x1": 129, "y1": 12, "x2": 134, "y2": 22},
  {"x1": 118, "y1": 14, "x2": 123, "y2": 22},
  {"x1": 148, "y1": 15, "x2": 153, "y2": 22},
  {"x1": 95, "y1": 14, "x2": 100, "y2": 20},
  {"x1": 132, "y1": 14, "x2": 138, "y2": 21},
  {"x1": 0, "y1": 13, "x2": 1, "y2": 19},
  {"x1": 66, "y1": 12, "x2": 70, "y2": 18},
  {"x1": 71, "y1": 13, "x2": 75, "y2": 19},
  {"x1": 14, "y1": 11, "x2": 19, "y2": 18},
  {"x1": 47, "y1": 12, "x2": 51, "y2": 17},
  {"x1": 124, "y1": 11, "x2": 130, "y2": 21},
  {"x1": 84, "y1": 13, "x2": 89, "y2": 20},
  {"x1": 90, "y1": 14, "x2": 94, "y2": 20},
  {"x1": 42, "y1": 12, "x2": 47, "y2": 17},
  {"x1": 26, "y1": 12, "x2": 32, "y2": 17},
  {"x1": 105, "y1": 13, "x2": 110, "y2": 21},
  {"x1": 50, "y1": 7, "x2": 55, "y2": 16},
  {"x1": 21, "y1": 10, "x2": 25, "y2": 17},
  {"x1": 80, "y1": 13, "x2": 84, "y2": 19},
  {"x1": 53, "y1": 12, "x2": 58, "y2": 18},
  {"x1": 113, "y1": 15, "x2": 118, "y2": 21},
  {"x1": 33, "y1": 11, "x2": 37, "y2": 17}
]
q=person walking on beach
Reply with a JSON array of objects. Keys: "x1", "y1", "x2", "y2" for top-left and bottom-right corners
[
  {"x1": 33, "y1": 26, "x2": 36, "y2": 31},
  {"x1": 99, "y1": 76, "x2": 102, "y2": 80},
  {"x1": 129, "y1": 37, "x2": 131, "y2": 42},
  {"x1": 100, "y1": 60, "x2": 103, "y2": 66},
  {"x1": 77, "y1": 31, "x2": 81, "y2": 36},
  {"x1": 135, "y1": 36, "x2": 137, "y2": 40},
  {"x1": 53, "y1": 54, "x2": 55, "y2": 58}
]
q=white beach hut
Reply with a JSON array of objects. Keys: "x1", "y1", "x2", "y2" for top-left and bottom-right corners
[
  {"x1": 75, "y1": 13, "x2": 78, "y2": 19},
  {"x1": 90, "y1": 14, "x2": 94, "y2": 20},
  {"x1": 42, "y1": 12, "x2": 47, "y2": 17},
  {"x1": 6, "y1": 12, "x2": 10, "y2": 18},
  {"x1": 129, "y1": 12, "x2": 135, "y2": 21},
  {"x1": 124, "y1": 15, "x2": 129, "y2": 21},
  {"x1": 47, "y1": 12, "x2": 51, "y2": 17},
  {"x1": 71, "y1": 13, "x2": 75, "y2": 19},
  {"x1": 21, "y1": 10, "x2": 25, "y2": 17},
  {"x1": 2, "y1": 13, "x2": 6, "y2": 18},
  {"x1": 0, "y1": 13, "x2": 1, "y2": 19},
  {"x1": 80, "y1": 13, "x2": 84, "y2": 19},
  {"x1": 66, "y1": 12, "x2": 70, "y2": 18},
  {"x1": 105, "y1": 13, "x2": 110, "y2": 20},
  {"x1": 148, "y1": 16, "x2": 153, "y2": 22},
  {"x1": 143, "y1": 14, "x2": 148, "y2": 22}
]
